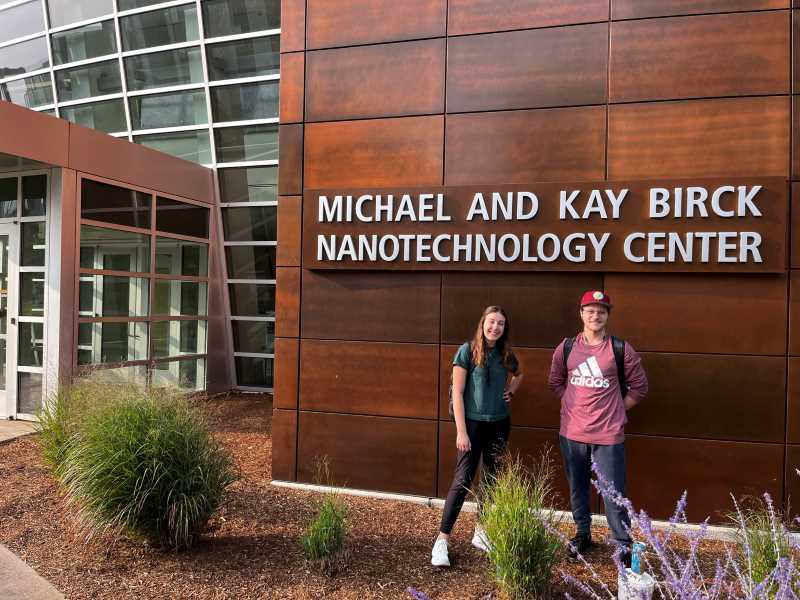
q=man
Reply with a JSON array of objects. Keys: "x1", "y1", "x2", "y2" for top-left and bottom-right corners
[{"x1": 548, "y1": 290, "x2": 648, "y2": 564}]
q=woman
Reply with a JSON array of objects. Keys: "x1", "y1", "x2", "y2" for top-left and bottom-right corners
[{"x1": 431, "y1": 305, "x2": 523, "y2": 567}]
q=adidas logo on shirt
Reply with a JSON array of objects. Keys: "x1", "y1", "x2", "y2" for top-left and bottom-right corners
[{"x1": 570, "y1": 356, "x2": 610, "y2": 389}]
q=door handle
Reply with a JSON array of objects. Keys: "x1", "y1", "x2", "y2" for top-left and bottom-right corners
[{"x1": 9, "y1": 317, "x2": 15, "y2": 325}]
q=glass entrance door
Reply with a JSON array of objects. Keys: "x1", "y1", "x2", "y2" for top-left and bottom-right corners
[{"x1": 0, "y1": 223, "x2": 19, "y2": 418}]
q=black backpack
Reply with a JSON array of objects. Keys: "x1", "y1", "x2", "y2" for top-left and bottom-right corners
[{"x1": 562, "y1": 336, "x2": 628, "y2": 397}]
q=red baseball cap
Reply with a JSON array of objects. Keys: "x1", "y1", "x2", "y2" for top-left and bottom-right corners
[{"x1": 580, "y1": 290, "x2": 612, "y2": 308}]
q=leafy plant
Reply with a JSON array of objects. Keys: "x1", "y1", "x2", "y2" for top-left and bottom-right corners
[
  {"x1": 300, "y1": 494, "x2": 347, "y2": 569},
  {"x1": 60, "y1": 387, "x2": 237, "y2": 550},
  {"x1": 479, "y1": 450, "x2": 563, "y2": 599}
]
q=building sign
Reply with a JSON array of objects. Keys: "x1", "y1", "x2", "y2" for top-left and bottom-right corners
[{"x1": 302, "y1": 177, "x2": 787, "y2": 272}]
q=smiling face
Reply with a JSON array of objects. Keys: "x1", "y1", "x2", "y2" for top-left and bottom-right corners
[
  {"x1": 580, "y1": 304, "x2": 609, "y2": 334},
  {"x1": 482, "y1": 311, "x2": 506, "y2": 345}
]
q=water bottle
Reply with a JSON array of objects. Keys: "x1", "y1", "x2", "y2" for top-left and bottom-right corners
[{"x1": 631, "y1": 541, "x2": 646, "y2": 575}]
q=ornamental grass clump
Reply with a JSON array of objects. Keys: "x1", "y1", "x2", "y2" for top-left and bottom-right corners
[
  {"x1": 36, "y1": 377, "x2": 117, "y2": 479},
  {"x1": 300, "y1": 457, "x2": 348, "y2": 574},
  {"x1": 60, "y1": 386, "x2": 237, "y2": 551},
  {"x1": 479, "y1": 451, "x2": 564, "y2": 599}
]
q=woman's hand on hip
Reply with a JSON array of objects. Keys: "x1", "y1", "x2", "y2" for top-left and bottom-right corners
[{"x1": 456, "y1": 431, "x2": 471, "y2": 452}]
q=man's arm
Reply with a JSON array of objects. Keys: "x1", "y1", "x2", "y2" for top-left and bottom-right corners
[
  {"x1": 548, "y1": 340, "x2": 568, "y2": 398},
  {"x1": 622, "y1": 342, "x2": 648, "y2": 410}
]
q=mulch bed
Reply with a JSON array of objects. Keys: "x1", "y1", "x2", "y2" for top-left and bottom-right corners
[{"x1": 0, "y1": 395, "x2": 730, "y2": 599}]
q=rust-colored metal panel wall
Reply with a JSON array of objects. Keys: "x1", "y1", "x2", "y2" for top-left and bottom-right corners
[
  {"x1": 279, "y1": 52, "x2": 305, "y2": 124},
  {"x1": 609, "y1": 12, "x2": 789, "y2": 103},
  {"x1": 628, "y1": 353, "x2": 786, "y2": 442},
  {"x1": 275, "y1": 267, "x2": 301, "y2": 338},
  {"x1": 280, "y1": 0, "x2": 305, "y2": 53},
  {"x1": 300, "y1": 340, "x2": 439, "y2": 418},
  {"x1": 447, "y1": 24, "x2": 608, "y2": 113},
  {"x1": 611, "y1": 0, "x2": 787, "y2": 20},
  {"x1": 448, "y1": 0, "x2": 609, "y2": 35},
  {"x1": 306, "y1": 40, "x2": 445, "y2": 121},
  {"x1": 272, "y1": 409, "x2": 298, "y2": 481},
  {"x1": 57, "y1": 169, "x2": 78, "y2": 382},
  {"x1": 274, "y1": 338, "x2": 299, "y2": 409},
  {"x1": 445, "y1": 107, "x2": 606, "y2": 185},
  {"x1": 304, "y1": 117, "x2": 444, "y2": 188},
  {"x1": 441, "y1": 272, "x2": 603, "y2": 346},
  {"x1": 608, "y1": 97, "x2": 790, "y2": 179},
  {"x1": 276, "y1": 4, "x2": 797, "y2": 523},
  {"x1": 605, "y1": 274, "x2": 788, "y2": 355},
  {"x1": 206, "y1": 203, "x2": 234, "y2": 393},
  {"x1": 298, "y1": 411, "x2": 438, "y2": 495},
  {"x1": 278, "y1": 125, "x2": 303, "y2": 195},
  {"x1": 306, "y1": 0, "x2": 446, "y2": 49},
  {"x1": 626, "y1": 436, "x2": 783, "y2": 521},
  {"x1": 786, "y1": 445, "x2": 800, "y2": 506},
  {"x1": 0, "y1": 102, "x2": 69, "y2": 167},
  {"x1": 301, "y1": 270, "x2": 441, "y2": 343},
  {"x1": 276, "y1": 195, "x2": 302, "y2": 267}
]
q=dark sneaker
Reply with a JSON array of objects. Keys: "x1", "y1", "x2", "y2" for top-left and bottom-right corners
[{"x1": 567, "y1": 533, "x2": 593, "y2": 559}]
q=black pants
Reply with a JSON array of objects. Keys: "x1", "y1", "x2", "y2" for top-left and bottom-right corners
[{"x1": 440, "y1": 417, "x2": 511, "y2": 535}]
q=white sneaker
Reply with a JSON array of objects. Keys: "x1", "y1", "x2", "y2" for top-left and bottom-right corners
[
  {"x1": 472, "y1": 524, "x2": 490, "y2": 552},
  {"x1": 431, "y1": 538, "x2": 450, "y2": 567}
]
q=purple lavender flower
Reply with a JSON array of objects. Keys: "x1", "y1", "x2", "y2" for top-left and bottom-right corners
[{"x1": 406, "y1": 587, "x2": 432, "y2": 600}]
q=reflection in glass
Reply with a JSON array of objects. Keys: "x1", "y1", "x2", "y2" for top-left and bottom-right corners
[
  {"x1": 120, "y1": 5, "x2": 199, "y2": 51},
  {"x1": 21, "y1": 222, "x2": 45, "y2": 266},
  {"x1": 78, "y1": 275, "x2": 149, "y2": 317},
  {"x1": 206, "y1": 36, "x2": 279, "y2": 81},
  {"x1": 235, "y1": 356, "x2": 273, "y2": 387},
  {"x1": 228, "y1": 283, "x2": 274, "y2": 317},
  {"x1": 153, "y1": 280, "x2": 208, "y2": 316},
  {"x1": 156, "y1": 197, "x2": 209, "y2": 238},
  {"x1": 202, "y1": 0, "x2": 280, "y2": 38},
  {"x1": 18, "y1": 322, "x2": 43, "y2": 367},
  {"x1": 129, "y1": 89, "x2": 207, "y2": 130},
  {"x1": 22, "y1": 175, "x2": 46, "y2": 217},
  {"x1": 0, "y1": 1, "x2": 46, "y2": 45},
  {"x1": 211, "y1": 80, "x2": 278, "y2": 122},
  {"x1": 47, "y1": 0, "x2": 113, "y2": 29},
  {"x1": 18, "y1": 372, "x2": 42, "y2": 414},
  {"x1": 223, "y1": 206, "x2": 276, "y2": 242},
  {"x1": 0, "y1": 74, "x2": 53, "y2": 109},
  {"x1": 54, "y1": 60, "x2": 121, "y2": 102},
  {"x1": 124, "y1": 47, "x2": 203, "y2": 91},
  {"x1": 0, "y1": 37, "x2": 49, "y2": 78},
  {"x1": 0, "y1": 179, "x2": 17, "y2": 218},
  {"x1": 232, "y1": 320, "x2": 274, "y2": 354},
  {"x1": 151, "y1": 320, "x2": 206, "y2": 357},
  {"x1": 79, "y1": 225, "x2": 150, "y2": 272},
  {"x1": 20, "y1": 273, "x2": 44, "y2": 316},
  {"x1": 215, "y1": 124, "x2": 278, "y2": 163},
  {"x1": 51, "y1": 20, "x2": 116, "y2": 65},
  {"x1": 218, "y1": 166, "x2": 277, "y2": 204},
  {"x1": 135, "y1": 129, "x2": 210, "y2": 164},
  {"x1": 225, "y1": 246, "x2": 276, "y2": 279},
  {"x1": 81, "y1": 179, "x2": 151, "y2": 229},
  {"x1": 118, "y1": 0, "x2": 171, "y2": 9},
  {"x1": 89, "y1": 363, "x2": 147, "y2": 384},
  {"x1": 155, "y1": 237, "x2": 208, "y2": 276},
  {"x1": 60, "y1": 99, "x2": 126, "y2": 134},
  {"x1": 152, "y1": 357, "x2": 205, "y2": 390},
  {"x1": 77, "y1": 321, "x2": 148, "y2": 364}
]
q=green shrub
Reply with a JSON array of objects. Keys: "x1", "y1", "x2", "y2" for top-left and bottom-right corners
[
  {"x1": 479, "y1": 451, "x2": 563, "y2": 599},
  {"x1": 61, "y1": 387, "x2": 237, "y2": 550},
  {"x1": 730, "y1": 495, "x2": 794, "y2": 595},
  {"x1": 36, "y1": 378, "x2": 119, "y2": 479},
  {"x1": 300, "y1": 493, "x2": 347, "y2": 569}
]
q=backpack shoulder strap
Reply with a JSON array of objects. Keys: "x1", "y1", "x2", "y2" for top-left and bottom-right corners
[
  {"x1": 562, "y1": 336, "x2": 575, "y2": 370},
  {"x1": 611, "y1": 336, "x2": 626, "y2": 393}
]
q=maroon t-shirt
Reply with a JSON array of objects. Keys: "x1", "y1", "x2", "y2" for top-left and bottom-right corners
[{"x1": 548, "y1": 335, "x2": 648, "y2": 445}]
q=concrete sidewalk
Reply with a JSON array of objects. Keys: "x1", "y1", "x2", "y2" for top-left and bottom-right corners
[
  {"x1": 0, "y1": 420, "x2": 35, "y2": 443},
  {"x1": 0, "y1": 545, "x2": 63, "y2": 599}
]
